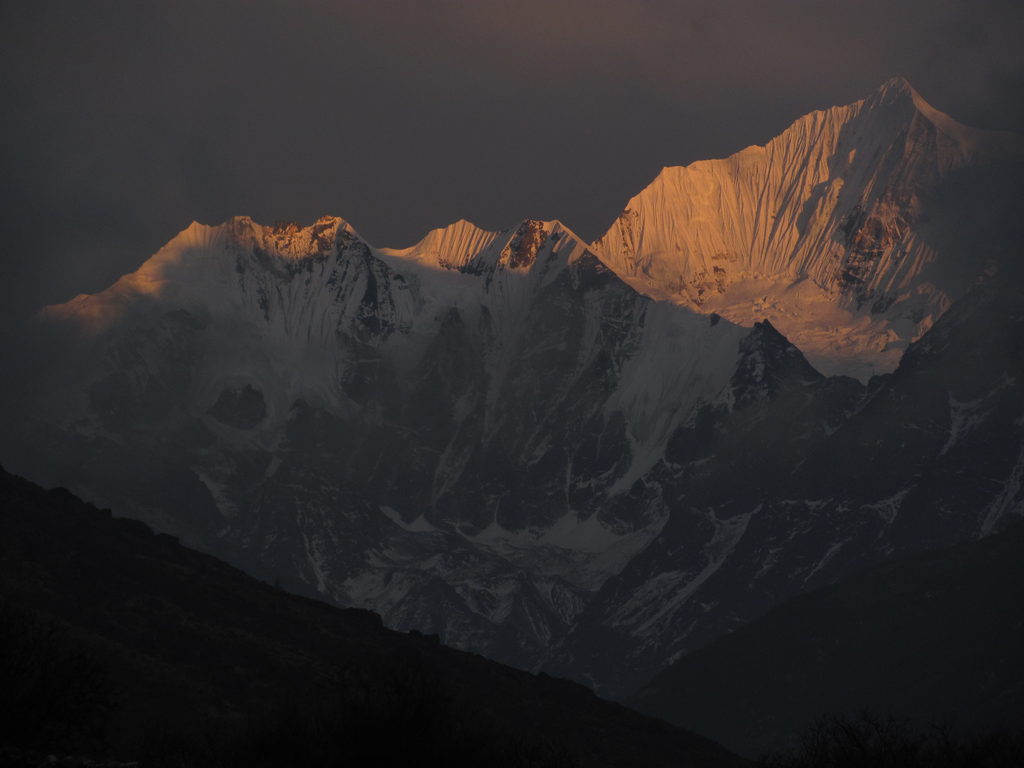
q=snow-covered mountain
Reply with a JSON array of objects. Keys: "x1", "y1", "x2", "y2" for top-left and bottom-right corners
[
  {"x1": 594, "y1": 77, "x2": 1022, "y2": 379},
  {"x1": 16, "y1": 214, "x2": 752, "y2": 670},
  {"x1": 4, "y1": 79, "x2": 1022, "y2": 695}
]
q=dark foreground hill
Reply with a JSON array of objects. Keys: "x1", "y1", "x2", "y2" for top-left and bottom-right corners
[
  {"x1": 0, "y1": 466, "x2": 742, "y2": 768},
  {"x1": 629, "y1": 520, "x2": 1024, "y2": 758}
]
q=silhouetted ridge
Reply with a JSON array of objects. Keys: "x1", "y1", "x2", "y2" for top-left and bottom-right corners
[{"x1": 0, "y1": 466, "x2": 743, "y2": 767}]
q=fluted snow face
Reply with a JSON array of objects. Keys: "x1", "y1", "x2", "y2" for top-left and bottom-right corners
[
  {"x1": 378, "y1": 218, "x2": 502, "y2": 270},
  {"x1": 595, "y1": 78, "x2": 1019, "y2": 379},
  {"x1": 379, "y1": 218, "x2": 590, "y2": 279}
]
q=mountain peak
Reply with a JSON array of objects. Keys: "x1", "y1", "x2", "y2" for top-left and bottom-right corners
[
  {"x1": 859, "y1": 77, "x2": 1021, "y2": 159},
  {"x1": 378, "y1": 219, "x2": 500, "y2": 270},
  {"x1": 379, "y1": 217, "x2": 593, "y2": 277},
  {"x1": 874, "y1": 75, "x2": 915, "y2": 100},
  {"x1": 731, "y1": 320, "x2": 822, "y2": 406},
  {"x1": 861, "y1": 76, "x2": 934, "y2": 122},
  {"x1": 592, "y1": 77, "x2": 1022, "y2": 381},
  {"x1": 209, "y1": 215, "x2": 361, "y2": 264},
  {"x1": 494, "y1": 218, "x2": 597, "y2": 273},
  {"x1": 498, "y1": 219, "x2": 551, "y2": 270}
]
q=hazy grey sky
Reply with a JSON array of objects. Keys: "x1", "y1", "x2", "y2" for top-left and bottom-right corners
[{"x1": 2, "y1": 0, "x2": 1022, "y2": 323}]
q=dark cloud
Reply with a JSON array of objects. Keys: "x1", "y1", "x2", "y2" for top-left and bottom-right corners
[{"x1": 1, "y1": 0, "x2": 1021, "y2": 324}]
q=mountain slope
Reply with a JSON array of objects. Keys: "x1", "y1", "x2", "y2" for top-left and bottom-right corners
[
  {"x1": 546, "y1": 255, "x2": 1024, "y2": 694},
  {"x1": 629, "y1": 519, "x2": 1024, "y2": 758},
  {"x1": 0, "y1": 466, "x2": 743, "y2": 767},
  {"x1": 594, "y1": 77, "x2": 1023, "y2": 379}
]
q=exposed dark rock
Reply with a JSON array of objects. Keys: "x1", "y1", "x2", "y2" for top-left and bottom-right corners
[{"x1": 208, "y1": 384, "x2": 266, "y2": 429}]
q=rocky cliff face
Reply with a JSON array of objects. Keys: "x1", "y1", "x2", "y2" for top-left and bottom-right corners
[{"x1": 4, "y1": 80, "x2": 1022, "y2": 695}]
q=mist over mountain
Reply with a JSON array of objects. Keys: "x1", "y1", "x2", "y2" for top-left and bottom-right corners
[{"x1": 2, "y1": 79, "x2": 1022, "y2": 708}]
